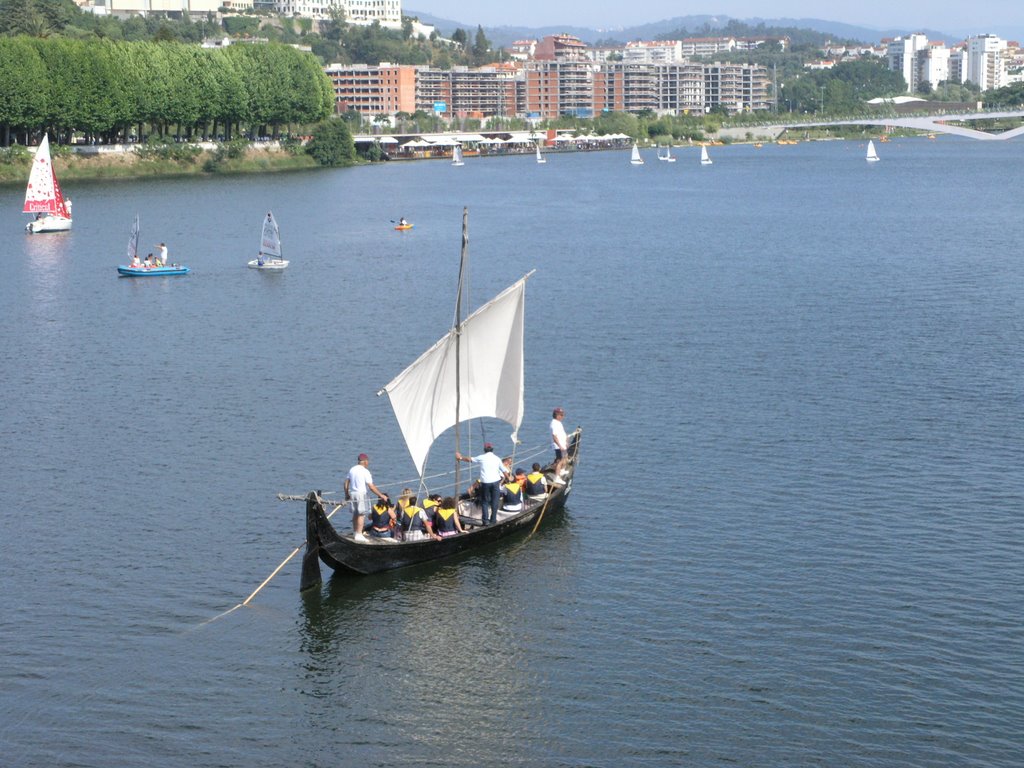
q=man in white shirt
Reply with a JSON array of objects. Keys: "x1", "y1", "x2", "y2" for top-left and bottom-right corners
[
  {"x1": 344, "y1": 453, "x2": 388, "y2": 541},
  {"x1": 156, "y1": 243, "x2": 168, "y2": 266},
  {"x1": 455, "y1": 442, "x2": 504, "y2": 525},
  {"x1": 550, "y1": 407, "x2": 568, "y2": 483}
]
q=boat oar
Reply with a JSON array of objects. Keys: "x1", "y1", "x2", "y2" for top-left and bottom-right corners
[{"x1": 198, "y1": 502, "x2": 344, "y2": 626}]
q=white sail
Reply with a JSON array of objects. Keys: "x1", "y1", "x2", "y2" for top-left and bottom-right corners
[
  {"x1": 536, "y1": 144, "x2": 546, "y2": 163},
  {"x1": 127, "y1": 214, "x2": 140, "y2": 262},
  {"x1": 382, "y1": 276, "x2": 529, "y2": 476},
  {"x1": 866, "y1": 140, "x2": 880, "y2": 162},
  {"x1": 452, "y1": 145, "x2": 464, "y2": 166},
  {"x1": 700, "y1": 145, "x2": 712, "y2": 165},
  {"x1": 631, "y1": 143, "x2": 644, "y2": 165},
  {"x1": 24, "y1": 135, "x2": 70, "y2": 218},
  {"x1": 259, "y1": 212, "x2": 281, "y2": 259}
]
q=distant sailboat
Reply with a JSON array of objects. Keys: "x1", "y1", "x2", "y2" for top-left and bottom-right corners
[
  {"x1": 700, "y1": 145, "x2": 713, "y2": 166},
  {"x1": 248, "y1": 211, "x2": 288, "y2": 270},
  {"x1": 630, "y1": 143, "x2": 644, "y2": 165},
  {"x1": 536, "y1": 143, "x2": 546, "y2": 164},
  {"x1": 24, "y1": 134, "x2": 72, "y2": 234},
  {"x1": 866, "y1": 140, "x2": 880, "y2": 162},
  {"x1": 452, "y1": 144, "x2": 464, "y2": 166},
  {"x1": 658, "y1": 145, "x2": 676, "y2": 163}
]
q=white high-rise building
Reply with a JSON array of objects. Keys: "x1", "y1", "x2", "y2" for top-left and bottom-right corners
[
  {"x1": 275, "y1": 0, "x2": 402, "y2": 25},
  {"x1": 965, "y1": 34, "x2": 1008, "y2": 90},
  {"x1": 918, "y1": 44, "x2": 951, "y2": 90},
  {"x1": 886, "y1": 34, "x2": 929, "y2": 92}
]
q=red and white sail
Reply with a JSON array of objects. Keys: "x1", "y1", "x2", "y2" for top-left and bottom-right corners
[{"x1": 23, "y1": 135, "x2": 71, "y2": 219}]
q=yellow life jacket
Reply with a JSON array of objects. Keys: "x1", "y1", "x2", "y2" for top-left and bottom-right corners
[{"x1": 435, "y1": 506, "x2": 456, "y2": 522}]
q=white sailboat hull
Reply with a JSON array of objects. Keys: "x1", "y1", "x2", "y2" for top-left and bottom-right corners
[
  {"x1": 248, "y1": 258, "x2": 289, "y2": 270},
  {"x1": 26, "y1": 215, "x2": 72, "y2": 233}
]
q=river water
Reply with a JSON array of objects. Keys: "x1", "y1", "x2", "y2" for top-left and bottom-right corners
[{"x1": 2, "y1": 139, "x2": 1022, "y2": 767}]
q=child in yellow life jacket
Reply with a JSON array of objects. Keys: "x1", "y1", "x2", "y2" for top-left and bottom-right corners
[
  {"x1": 500, "y1": 469, "x2": 527, "y2": 512},
  {"x1": 368, "y1": 498, "x2": 396, "y2": 538},
  {"x1": 524, "y1": 463, "x2": 548, "y2": 497},
  {"x1": 432, "y1": 496, "x2": 466, "y2": 537},
  {"x1": 397, "y1": 489, "x2": 440, "y2": 542}
]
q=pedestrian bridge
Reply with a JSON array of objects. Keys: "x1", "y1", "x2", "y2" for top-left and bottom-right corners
[{"x1": 782, "y1": 110, "x2": 1024, "y2": 141}]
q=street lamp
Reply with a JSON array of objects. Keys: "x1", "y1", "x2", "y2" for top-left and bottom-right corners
[{"x1": 820, "y1": 85, "x2": 825, "y2": 114}]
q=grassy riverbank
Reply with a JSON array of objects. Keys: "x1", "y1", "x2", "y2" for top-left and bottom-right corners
[{"x1": 0, "y1": 145, "x2": 325, "y2": 186}]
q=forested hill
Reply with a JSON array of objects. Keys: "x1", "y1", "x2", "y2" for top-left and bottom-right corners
[{"x1": 0, "y1": 0, "x2": 493, "y2": 67}]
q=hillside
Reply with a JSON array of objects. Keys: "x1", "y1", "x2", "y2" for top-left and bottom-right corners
[{"x1": 407, "y1": 10, "x2": 974, "y2": 47}]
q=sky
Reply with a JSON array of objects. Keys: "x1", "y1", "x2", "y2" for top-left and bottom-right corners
[{"x1": 410, "y1": 1, "x2": 1021, "y2": 37}]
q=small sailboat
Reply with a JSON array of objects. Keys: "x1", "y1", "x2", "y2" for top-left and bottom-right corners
[
  {"x1": 248, "y1": 211, "x2": 288, "y2": 270},
  {"x1": 452, "y1": 144, "x2": 464, "y2": 167},
  {"x1": 700, "y1": 145, "x2": 713, "y2": 166},
  {"x1": 24, "y1": 134, "x2": 72, "y2": 234},
  {"x1": 866, "y1": 140, "x2": 880, "y2": 162},
  {"x1": 657, "y1": 145, "x2": 676, "y2": 162},
  {"x1": 536, "y1": 143, "x2": 546, "y2": 164},
  {"x1": 298, "y1": 209, "x2": 580, "y2": 582},
  {"x1": 630, "y1": 143, "x2": 644, "y2": 165},
  {"x1": 117, "y1": 215, "x2": 190, "y2": 277}
]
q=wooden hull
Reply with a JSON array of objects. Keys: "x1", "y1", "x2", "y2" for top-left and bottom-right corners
[{"x1": 301, "y1": 430, "x2": 580, "y2": 586}]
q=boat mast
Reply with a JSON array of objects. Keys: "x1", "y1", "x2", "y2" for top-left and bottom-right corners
[{"x1": 453, "y1": 207, "x2": 469, "y2": 496}]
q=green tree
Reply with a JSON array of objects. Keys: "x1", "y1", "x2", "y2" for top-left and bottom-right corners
[
  {"x1": 0, "y1": 36, "x2": 47, "y2": 145},
  {"x1": 471, "y1": 25, "x2": 490, "y2": 65},
  {"x1": 306, "y1": 117, "x2": 355, "y2": 166}
]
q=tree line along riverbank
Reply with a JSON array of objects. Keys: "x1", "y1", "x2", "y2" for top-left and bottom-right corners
[{"x1": 0, "y1": 36, "x2": 333, "y2": 148}]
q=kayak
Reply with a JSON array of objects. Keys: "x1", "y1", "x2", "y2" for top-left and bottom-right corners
[
  {"x1": 394, "y1": 223, "x2": 414, "y2": 230},
  {"x1": 117, "y1": 265, "x2": 190, "y2": 277}
]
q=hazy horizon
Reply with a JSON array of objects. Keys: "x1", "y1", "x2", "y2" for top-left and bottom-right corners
[{"x1": 410, "y1": 1, "x2": 1020, "y2": 37}]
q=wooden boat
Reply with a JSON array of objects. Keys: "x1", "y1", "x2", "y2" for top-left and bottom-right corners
[
  {"x1": 300, "y1": 208, "x2": 580, "y2": 585},
  {"x1": 117, "y1": 214, "x2": 190, "y2": 276},
  {"x1": 248, "y1": 211, "x2": 288, "y2": 270},
  {"x1": 24, "y1": 134, "x2": 72, "y2": 233},
  {"x1": 301, "y1": 430, "x2": 580, "y2": 581}
]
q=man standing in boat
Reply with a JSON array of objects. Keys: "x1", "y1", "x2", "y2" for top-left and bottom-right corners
[
  {"x1": 156, "y1": 242, "x2": 168, "y2": 266},
  {"x1": 550, "y1": 407, "x2": 568, "y2": 484},
  {"x1": 345, "y1": 453, "x2": 388, "y2": 542},
  {"x1": 455, "y1": 442, "x2": 504, "y2": 526}
]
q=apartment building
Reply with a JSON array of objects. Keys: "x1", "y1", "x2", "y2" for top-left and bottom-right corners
[
  {"x1": 887, "y1": 32, "x2": 1010, "y2": 91},
  {"x1": 522, "y1": 59, "x2": 597, "y2": 118},
  {"x1": 623, "y1": 40, "x2": 684, "y2": 65},
  {"x1": 103, "y1": 0, "x2": 220, "y2": 15},
  {"x1": 324, "y1": 63, "x2": 416, "y2": 116},
  {"x1": 966, "y1": 34, "x2": 1008, "y2": 90},
  {"x1": 887, "y1": 34, "x2": 930, "y2": 92},
  {"x1": 416, "y1": 66, "x2": 519, "y2": 118},
  {"x1": 705, "y1": 62, "x2": 772, "y2": 112},
  {"x1": 274, "y1": 0, "x2": 402, "y2": 25}
]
